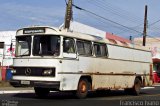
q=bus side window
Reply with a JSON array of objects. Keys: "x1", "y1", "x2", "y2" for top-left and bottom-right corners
[
  {"x1": 77, "y1": 41, "x2": 85, "y2": 55},
  {"x1": 77, "y1": 40, "x2": 92, "y2": 56},
  {"x1": 94, "y1": 44, "x2": 101, "y2": 56},
  {"x1": 63, "y1": 37, "x2": 75, "y2": 53},
  {"x1": 84, "y1": 41, "x2": 92, "y2": 56},
  {"x1": 94, "y1": 43, "x2": 107, "y2": 57}
]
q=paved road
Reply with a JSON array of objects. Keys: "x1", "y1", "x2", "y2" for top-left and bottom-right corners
[{"x1": 0, "y1": 85, "x2": 160, "y2": 106}]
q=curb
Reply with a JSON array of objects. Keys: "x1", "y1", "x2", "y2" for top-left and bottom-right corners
[{"x1": 0, "y1": 90, "x2": 34, "y2": 94}]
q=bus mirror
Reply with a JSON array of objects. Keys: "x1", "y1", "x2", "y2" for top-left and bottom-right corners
[{"x1": 10, "y1": 43, "x2": 13, "y2": 51}]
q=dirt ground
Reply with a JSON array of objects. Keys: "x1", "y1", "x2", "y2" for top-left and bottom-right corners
[{"x1": 0, "y1": 81, "x2": 11, "y2": 87}]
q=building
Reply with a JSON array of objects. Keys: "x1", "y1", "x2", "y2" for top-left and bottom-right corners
[
  {"x1": 134, "y1": 37, "x2": 160, "y2": 59},
  {"x1": 70, "y1": 21, "x2": 131, "y2": 45},
  {"x1": 0, "y1": 31, "x2": 16, "y2": 67},
  {"x1": 134, "y1": 37, "x2": 160, "y2": 83}
]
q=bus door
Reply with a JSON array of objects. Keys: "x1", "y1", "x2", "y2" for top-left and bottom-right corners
[
  {"x1": 63, "y1": 37, "x2": 77, "y2": 58},
  {"x1": 153, "y1": 63, "x2": 160, "y2": 83},
  {"x1": 62, "y1": 37, "x2": 78, "y2": 73}
]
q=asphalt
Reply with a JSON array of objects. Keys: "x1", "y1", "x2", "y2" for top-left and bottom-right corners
[
  {"x1": 0, "y1": 87, "x2": 33, "y2": 91},
  {"x1": 0, "y1": 81, "x2": 33, "y2": 91},
  {"x1": 0, "y1": 82, "x2": 159, "y2": 91},
  {"x1": 0, "y1": 86, "x2": 34, "y2": 94}
]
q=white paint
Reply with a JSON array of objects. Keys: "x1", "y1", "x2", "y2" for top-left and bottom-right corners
[
  {"x1": 0, "y1": 31, "x2": 16, "y2": 44},
  {"x1": 70, "y1": 21, "x2": 106, "y2": 38},
  {"x1": 0, "y1": 90, "x2": 34, "y2": 94},
  {"x1": 141, "y1": 87, "x2": 155, "y2": 89}
]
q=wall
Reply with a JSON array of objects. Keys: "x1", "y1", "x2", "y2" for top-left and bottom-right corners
[{"x1": 0, "y1": 31, "x2": 16, "y2": 67}]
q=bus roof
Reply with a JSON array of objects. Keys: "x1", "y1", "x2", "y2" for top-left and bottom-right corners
[{"x1": 16, "y1": 26, "x2": 151, "y2": 51}]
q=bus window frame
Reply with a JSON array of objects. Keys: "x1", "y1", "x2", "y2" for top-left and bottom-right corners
[
  {"x1": 32, "y1": 35, "x2": 60, "y2": 56},
  {"x1": 76, "y1": 39, "x2": 92, "y2": 56},
  {"x1": 63, "y1": 37, "x2": 77, "y2": 59},
  {"x1": 15, "y1": 35, "x2": 32, "y2": 57},
  {"x1": 93, "y1": 42, "x2": 108, "y2": 58}
]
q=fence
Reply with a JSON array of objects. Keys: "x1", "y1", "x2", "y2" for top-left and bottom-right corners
[{"x1": 0, "y1": 66, "x2": 12, "y2": 81}]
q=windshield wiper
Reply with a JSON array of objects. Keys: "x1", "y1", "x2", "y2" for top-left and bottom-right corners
[{"x1": 19, "y1": 50, "x2": 29, "y2": 57}]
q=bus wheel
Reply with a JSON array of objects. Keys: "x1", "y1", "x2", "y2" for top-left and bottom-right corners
[
  {"x1": 132, "y1": 78, "x2": 141, "y2": 95},
  {"x1": 76, "y1": 78, "x2": 89, "y2": 99},
  {"x1": 34, "y1": 87, "x2": 50, "y2": 98}
]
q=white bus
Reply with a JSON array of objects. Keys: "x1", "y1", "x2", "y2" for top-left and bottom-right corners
[{"x1": 10, "y1": 26, "x2": 153, "y2": 98}]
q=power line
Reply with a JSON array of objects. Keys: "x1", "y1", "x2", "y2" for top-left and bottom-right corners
[
  {"x1": 74, "y1": 10, "x2": 134, "y2": 35},
  {"x1": 149, "y1": 19, "x2": 160, "y2": 27},
  {"x1": 72, "y1": 3, "x2": 160, "y2": 42},
  {"x1": 88, "y1": 0, "x2": 144, "y2": 24},
  {"x1": 72, "y1": 4, "x2": 143, "y2": 34},
  {"x1": 76, "y1": 0, "x2": 160, "y2": 37},
  {"x1": 147, "y1": 19, "x2": 160, "y2": 35},
  {"x1": 85, "y1": 0, "x2": 146, "y2": 35}
]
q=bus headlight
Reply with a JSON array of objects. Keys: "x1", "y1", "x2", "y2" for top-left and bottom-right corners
[
  {"x1": 11, "y1": 69, "x2": 16, "y2": 74},
  {"x1": 43, "y1": 69, "x2": 53, "y2": 76}
]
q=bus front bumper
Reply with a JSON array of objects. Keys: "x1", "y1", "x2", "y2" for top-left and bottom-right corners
[{"x1": 10, "y1": 80, "x2": 60, "y2": 89}]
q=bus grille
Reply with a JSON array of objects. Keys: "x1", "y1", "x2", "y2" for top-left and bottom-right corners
[{"x1": 13, "y1": 67, "x2": 55, "y2": 77}]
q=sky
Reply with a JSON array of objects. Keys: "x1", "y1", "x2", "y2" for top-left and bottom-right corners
[{"x1": 0, "y1": 0, "x2": 160, "y2": 39}]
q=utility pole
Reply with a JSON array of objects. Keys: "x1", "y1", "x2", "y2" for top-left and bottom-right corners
[
  {"x1": 142, "y1": 5, "x2": 148, "y2": 46},
  {"x1": 64, "y1": 0, "x2": 73, "y2": 29}
]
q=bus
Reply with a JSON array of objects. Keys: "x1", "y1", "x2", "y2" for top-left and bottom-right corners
[
  {"x1": 153, "y1": 58, "x2": 160, "y2": 83},
  {"x1": 10, "y1": 26, "x2": 153, "y2": 99}
]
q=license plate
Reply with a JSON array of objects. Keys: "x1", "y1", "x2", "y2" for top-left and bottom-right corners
[{"x1": 21, "y1": 80, "x2": 30, "y2": 85}]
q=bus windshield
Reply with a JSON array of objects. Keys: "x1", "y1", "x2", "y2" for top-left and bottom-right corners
[
  {"x1": 33, "y1": 35, "x2": 60, "y2": 56},
  {"x1": 16, "y1": 36, "x2": 31, "y2": 56}
]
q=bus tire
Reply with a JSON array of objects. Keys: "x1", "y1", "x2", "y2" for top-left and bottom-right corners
[
  {"x1": 75, "y1": 78, "x2": 89, "y2": 99},
  {"x1": 124, "y1": 88, "x2": 132, "y2": 94},
  {"x1": 34, "y1": 87, "x2": 50, "y2": 98},
  {"x1": 132, "y1": 78, "x2": 141, "y2": 96}
]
